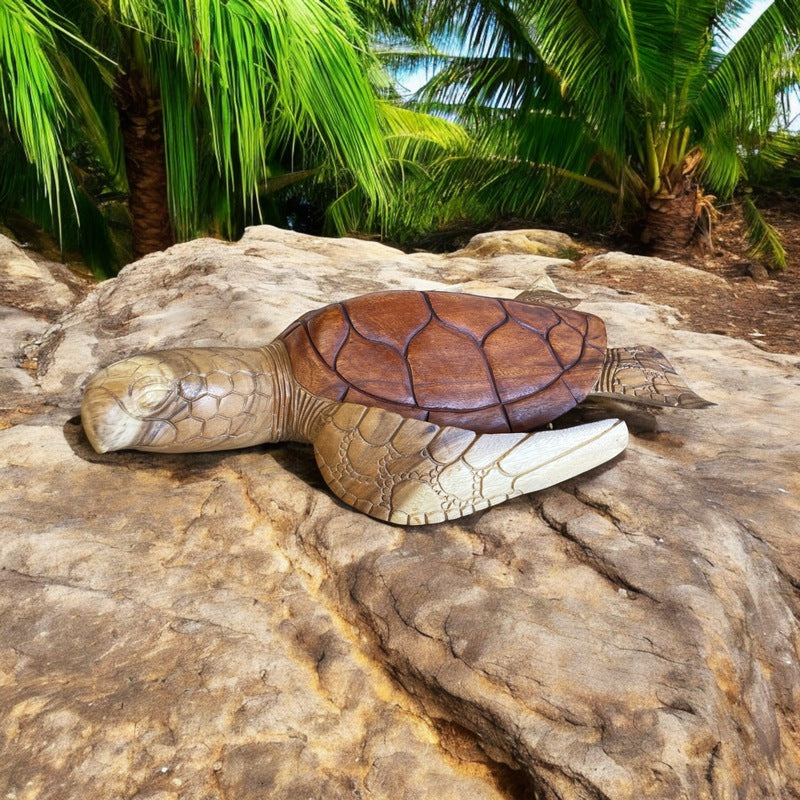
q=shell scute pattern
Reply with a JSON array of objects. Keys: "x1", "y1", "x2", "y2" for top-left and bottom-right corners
[
  {"x1": 483, "y1": 319, "x2": 564, "y2": 400},
  {"x1": 426, "y1": 292, "x2": 507, "y2": 339},
  {"x1": 546, "y1": 316, "x2": 590, "y2": 371},
  {"x1": 346, "y1": 289, "x2": 432, "y2": 352},
  {"x1": 280, "y1": 291, "x2": 606, "y2": 434},
  {"x1": 205, "y1": 370, "x2": 234, "y2": 398},
  {"x1": 306, "y1": 304, "x2": 351, "y2": 365},
  {"x1": 337, "y1": 333, "x2": 414, "y2": 403},
  {"x1": 407, "y1": 317, "x2": 497, "y2": 410}
]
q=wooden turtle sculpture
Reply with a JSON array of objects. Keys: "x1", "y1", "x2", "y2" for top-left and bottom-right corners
[{"x1": 81, "y1": 290, "x2": 711, "y2": 524}]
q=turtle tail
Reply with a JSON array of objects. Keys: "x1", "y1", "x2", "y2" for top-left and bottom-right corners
[{"x1": 592, "y1": 346, "x2": 714, "y2": 409}]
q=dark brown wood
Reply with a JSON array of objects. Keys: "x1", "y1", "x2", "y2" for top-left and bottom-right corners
[{"x1": 280, "y1": 291, "x2": 606, "y2": 433}]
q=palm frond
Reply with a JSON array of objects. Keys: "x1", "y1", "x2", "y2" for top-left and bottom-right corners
[
  {"x1": 695, "y1": 0, "x2": 800, "y2": 137},
  {"x1": 0, "y1": 132, "x2": 123, "y2": 276},
  {"x1": 423, "y1": 0, "x2": 535, "y2": 60},
  {"x1": 743, "y1": 129, "x2": 800, "y2": 189},
  {"x1": 524, "y1": 0, "x2": 627, "y2": 156},
  {"x1": 118, "y1": 0, "x2": 390, "y2": 239},
  {"x1": 379, "y1": 101, "x2": 469, "y2": 148},
  {"x1": 741, "y1": 193, "x2": 787, "y2": 270},
  {"x1": 0, "y1": 0, "x2": 75, "y2": 232},
  {"x1": 697, "y1": 126, "x2": 746, "y2": 197},
  {"x1": 374, "y1": 0, "x2": 799, "y2": 253},
  {"x1": 325, "y1": 100, "x2": 469, "y2": 238}
]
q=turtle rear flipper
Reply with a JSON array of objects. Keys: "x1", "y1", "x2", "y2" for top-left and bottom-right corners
[
  {"x1": 312, "y1": 402, "x2": 628, "y2": 525},
  {"x1": 593, "y1": 346, "x2": 714, "y2": 409}
]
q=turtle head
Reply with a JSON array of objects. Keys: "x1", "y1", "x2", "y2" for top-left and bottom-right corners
[{"x1": 81, "y1": 348, "x2": 278, "y2": 453}]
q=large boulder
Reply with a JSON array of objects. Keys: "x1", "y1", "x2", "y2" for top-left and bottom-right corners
[
  {"x1": 0, "y1": 237, "x2": 92, "y2": 424},
  {"x1": 2, "y1": 227, "x2": 799, "y2": 800}
]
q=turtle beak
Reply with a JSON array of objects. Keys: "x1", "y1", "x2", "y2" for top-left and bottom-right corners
[
  {"x1": 80, "y1": 357, "x2": 176, "y2": 453},
  {"x1": 81, "y1": 379, "x2": 137, "y2": 453},
  {"x1": 81, "y1": 381, "x2": 112, "y2": 453}
]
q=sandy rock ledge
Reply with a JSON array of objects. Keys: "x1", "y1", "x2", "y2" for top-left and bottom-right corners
[{"x1": 1, "y1": 226, "x2": 799, "y2": 800}]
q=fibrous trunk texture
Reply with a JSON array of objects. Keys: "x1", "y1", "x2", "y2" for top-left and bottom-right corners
[
  {"x1": 116, "y1": 72, "x2": 174, "y2": 258},
  {"x1": 641, "y1": 178, "x2": 713, "y2": 261}
]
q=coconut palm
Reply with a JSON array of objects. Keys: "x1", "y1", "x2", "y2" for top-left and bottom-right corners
[
  {"x1": 0, "y1": 0, "x2": 394, "y2": 272},
  {"x1": 381, "y1": 0, "x2": 800, "y2": 267}
]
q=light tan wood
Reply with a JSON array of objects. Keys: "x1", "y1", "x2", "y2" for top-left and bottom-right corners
[
  {"x1": 312, "y1": 403, "x2": 628, "y2": 525},
  {"x1": 80, "y1": 291, "x2": 716, "y2": 524},
  {"x1": 80, "y1": 345, "x2": 629, "y2": 524},
  {"x1": 594, "y1": 346, "x2": 714, "y2": 408}
]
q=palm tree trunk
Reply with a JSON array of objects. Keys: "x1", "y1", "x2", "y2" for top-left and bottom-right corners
[
  {"x1": 116, "y1": 71, "x2": 174, "y2": 259},
  {"x1": 640, "y1": 178, "x2": 713, "y2": 261}
]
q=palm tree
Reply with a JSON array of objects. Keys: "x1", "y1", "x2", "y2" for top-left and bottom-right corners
[
  {"x1": 380, "y1": 0, "x2": 800, "y2": 267},
  {"x1": 0, "y1": 0, "x2": 392, "y2": 271}
]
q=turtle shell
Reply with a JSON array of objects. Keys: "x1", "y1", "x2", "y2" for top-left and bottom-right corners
[{"x1": 279, "y1": 290, "x2": 606, "y2": 433}]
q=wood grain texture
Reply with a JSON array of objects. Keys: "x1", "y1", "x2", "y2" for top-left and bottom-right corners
[
  {"x1": 594, "y1": 345, "x2": 715, "y2": 408},
  {"x1": 312, "y1": 401, "x2": 628, "y2": 525},
  {"x1": 80, "y1": 347, "x2": 277, "y2": 453},
  {"x1": 280, "y1": 291, "x2": 607, "y2": 433}
]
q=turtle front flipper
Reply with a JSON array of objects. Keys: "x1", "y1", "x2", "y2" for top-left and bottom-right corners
[
  {"x1": 593, "y1": 346, "x2": 714, "y2": 409},
  {"x1": 311, "y1": 403, "x2": 629, "y2": 525}
]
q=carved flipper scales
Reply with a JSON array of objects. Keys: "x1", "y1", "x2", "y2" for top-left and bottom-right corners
[
  {"x1": 312, "y1": 402, "x2": 629, "y2": 525},
  {"x1": 592, "y1": 346, "x2": 714, "y2": 409}
]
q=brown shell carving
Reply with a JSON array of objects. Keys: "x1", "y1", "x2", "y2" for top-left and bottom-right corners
[{"x1": 279, "y1": 291, "x2": 607, "y2": 433}]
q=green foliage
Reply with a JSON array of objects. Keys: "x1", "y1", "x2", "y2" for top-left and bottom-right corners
[
  {"x1": 743, "y1": 129, "x2": 800, "y2": 191},
  {"x1": 2, "y1": 0, "x2": 797, "y2": 272},
  {"x1": 0, "y1": 0, "x2": 75, "y2": 234},
  {"x1": 325, "y1": 101, "x2": 472, "y2": 238},
  {"x1": 363, "y1": 0, "x2": 800, "y2": 263},
  {"x1": 138, "y1": 0, "x2": 390, "y2": 239},
  {"x1": 0, "y1": 0, "x2": 403, "y2": 273},
  {"x1": 741, "y1": 193, "x2": 787, "y2": 270}
]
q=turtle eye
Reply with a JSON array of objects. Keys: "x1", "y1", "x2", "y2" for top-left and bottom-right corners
[{"x1": 128, "y1": 374, "x2": 175, "y2": 415}]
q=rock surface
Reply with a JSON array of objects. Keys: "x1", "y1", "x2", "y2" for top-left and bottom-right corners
[
  {"x1": 449, "y1": 228, "x2": 579, "y2": 259},
  {"x1": 2, "y1": 227, "x2": 799, "y2": 800}
]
